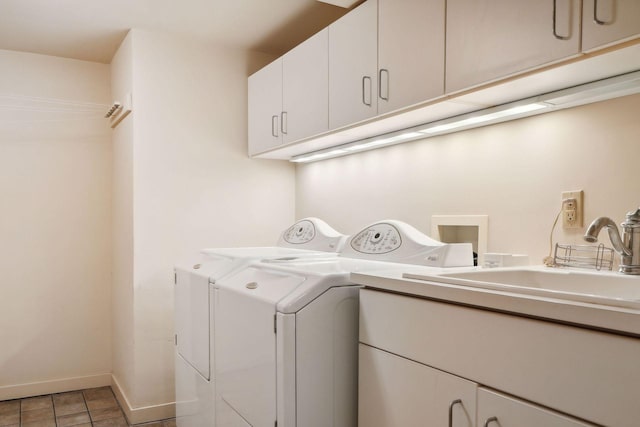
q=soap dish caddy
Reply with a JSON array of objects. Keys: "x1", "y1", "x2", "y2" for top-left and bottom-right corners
[{"x1": 553, "y1": 243, "x2": 614, "y2": 271}]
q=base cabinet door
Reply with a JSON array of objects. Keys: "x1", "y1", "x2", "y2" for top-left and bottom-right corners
[
  {"x1": 358, "y1": 344, "x2": 476, "y2": 427},
  {"x1": 477, "y1": 388, "x2": 596, "y2": 427},
  {"x1": 445, "y1": 0, "x2": 581, "y2": 93},
  {"x1": 582, "y1": 0, "x2": 640, "y2": 51}
]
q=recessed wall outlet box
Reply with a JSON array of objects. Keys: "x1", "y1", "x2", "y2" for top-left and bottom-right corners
[
  {"x1": 562, "y1": 190, "x2": 584, "y2": 229},
  {"x1": 431, "y1": 215, "x2": 488, "y2": 266},
  {"x1": 483, "y1": 253, "x2": 530, "y2": 268}
]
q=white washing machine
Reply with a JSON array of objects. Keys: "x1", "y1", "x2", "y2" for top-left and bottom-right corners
[
  {"x1": 174, "y1": 218, "x2": 348, "y2": 427},
  {"x1": 213, "y1": 220, "x2": 473, "y2": 427}
]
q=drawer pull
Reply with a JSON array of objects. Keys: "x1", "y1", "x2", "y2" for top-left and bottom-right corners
[
  {"x1": 448, "y1": 399, "x2": 462, "y2": 427},
  {"x1": 484, "y1": 416, "x2": 499, "y2": 427}
]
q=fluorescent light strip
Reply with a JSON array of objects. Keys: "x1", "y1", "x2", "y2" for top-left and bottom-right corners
[{"x1": 420, "y1": 103, "x2": 548, "y2": 134}]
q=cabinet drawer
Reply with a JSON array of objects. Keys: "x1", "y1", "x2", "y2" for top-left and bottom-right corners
[
  {"x1": 359, "y1": 289, "x2": 640, "y2": 427},
  {"x1": 478, "y1": 388, "x2": 596, "y2": 427}
]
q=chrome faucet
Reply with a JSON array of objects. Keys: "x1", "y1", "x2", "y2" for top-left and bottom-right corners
[{"x1": 584, "y1": 208, "x2": 640, "y2": 274}]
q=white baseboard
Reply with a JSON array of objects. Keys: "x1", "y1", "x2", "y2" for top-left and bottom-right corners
[
  {"x1": 0, "y1": 373, "x2": 111, "y2": 401},
  {"x1": 111, "y1": 375, "x2": 176, "y2": 424}
]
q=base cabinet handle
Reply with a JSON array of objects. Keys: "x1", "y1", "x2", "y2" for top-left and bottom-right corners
[
  {"x1": 484, "y1": 416, "x2": 499, "y2": 427},
  {"x1": 448, "y1": 399, "x2": 462, "y2": 427}
]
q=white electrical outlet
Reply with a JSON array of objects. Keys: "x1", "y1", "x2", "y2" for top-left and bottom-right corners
[{"x1": 562, "y1": 190, "x2": 584, "y2": 229}]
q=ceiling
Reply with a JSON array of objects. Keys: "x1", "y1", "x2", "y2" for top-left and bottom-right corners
[{"x1": 0, "y1": 0, "x2": 349, "y2": 64}]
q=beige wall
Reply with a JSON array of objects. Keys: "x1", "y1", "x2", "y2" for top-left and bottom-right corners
[
  {"x1": 0, "y1": 50, "x2": 112, "y2": 398},
  {"x1": 110, "y1": 30, "x2": 295, "y2": 415},
  {"x1": 296, "y1": 93, "x2": 640, "y2": 264},
  {"x1": 110, "y1": 32, "x2": 136, "y2": 408}
]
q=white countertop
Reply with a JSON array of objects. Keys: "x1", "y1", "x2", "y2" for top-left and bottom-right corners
[{"x1": 351, "y1": 266, "x2": 640, "y2": 337}]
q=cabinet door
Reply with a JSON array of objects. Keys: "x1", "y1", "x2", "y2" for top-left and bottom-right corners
[
  {"x1": 477, "y1": 388, "x2": 596, "y2": 427},
  {"x1": 248, "y1": 58, "x2": 282, "y2": 156},
  {"x1": 582, "y1": 0, "x2": 640, "y2": 51},
  {"x1": 282, "y1": 28, "x2": 329, "y2": 144},
  {"x1": 446, "y1": 0, "x2": 581, "y2": 93},
  {"x1": 329, "y1": 0, "x2": 378, "y2": 130},
  {"x1": 378, "y1": 0, "x2": 445, "y2": 114},
  {"x1": 359, "y1": 344, "x2": 476, "y2": 427}
]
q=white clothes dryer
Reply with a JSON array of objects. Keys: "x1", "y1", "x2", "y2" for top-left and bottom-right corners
[
  {"x1": 213, "y1": 220, "x2": 474, "y2": 427},
  {"x1": 174, "y1": 218, "x2": 348, "y2": 427}
]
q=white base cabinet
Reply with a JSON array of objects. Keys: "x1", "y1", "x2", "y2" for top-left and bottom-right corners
[
  {"x1": 582, "y1": 0, "x2": 640, "y2": 51},
  {"x1": 359, "y1": 288, "x2": 639, "y2": 427}
]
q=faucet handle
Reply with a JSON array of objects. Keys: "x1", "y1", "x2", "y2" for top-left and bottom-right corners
[{"x1": 624, "y1": 208, "x2": 640, "y2": 224}]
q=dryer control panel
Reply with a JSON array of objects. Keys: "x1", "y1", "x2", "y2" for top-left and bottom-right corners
[{"x1": 342, "y1": 220, "x2": 473, "y2": 268}]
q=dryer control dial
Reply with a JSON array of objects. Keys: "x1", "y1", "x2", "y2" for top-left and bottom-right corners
[
  {"x1": 350, "y1": 223, "x2": 402, "y2": 254},
  {"x1": 282, "y1": 220, "x2": 316, "y2": 244}
]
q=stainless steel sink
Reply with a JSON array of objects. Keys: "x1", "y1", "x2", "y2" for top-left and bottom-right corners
[{"x1": 403, "y1": 267, "x2": 640, "y2": 309}]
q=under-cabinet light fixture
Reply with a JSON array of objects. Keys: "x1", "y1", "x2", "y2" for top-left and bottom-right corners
[
  {"x1": 290, "y1": 102, "x2": 549, "y2": 163},
  {"x1": 290, "y1": 70, "x2": 640, "y2": 163}
]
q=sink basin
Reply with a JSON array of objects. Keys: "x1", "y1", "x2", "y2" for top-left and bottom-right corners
[{"x1": 403, "y1": 268, "x2": 640, "y2": 309}]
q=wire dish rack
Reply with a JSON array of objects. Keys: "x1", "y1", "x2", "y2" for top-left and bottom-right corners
[{"x1": 553, "y1": 243, "x2": 614, "y2": 271}]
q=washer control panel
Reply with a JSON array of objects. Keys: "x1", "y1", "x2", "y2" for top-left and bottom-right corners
[
  {"x1": 277, "y1": 217, "x2": 348, "y2": 252},
  {"x1": 350, "y1": 223, "x2": 402, "y2": 254},
  {"x1": 282, "y1": 220, "x2": 316, "y2": 244}
]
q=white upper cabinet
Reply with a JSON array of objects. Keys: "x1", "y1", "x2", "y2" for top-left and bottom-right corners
[
  {"x1": 445, "y1": 0, "x2": 582, "y2": 93},
  {"x1": 377, "y1": 0, "x2": 445, "y2": 114},
  {"x1": 248, "y1": 29, "x2": 329, "y2": 156},
  {"x1": 582, "y1": 0, "x2": 640, "y2": 52},
  {"x1": 282, "y1": 28, "x2": 329, "y2": 144},
  {"x1": 248, "y1": 58, "x2": 282, "y2": 156},
  {"x1": 329, "y1": 0, "x2": 378, "y2": 130}
]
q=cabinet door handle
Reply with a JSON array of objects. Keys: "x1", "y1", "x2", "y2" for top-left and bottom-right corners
[
  {"x1": 593, "y1": 0, "x2": 613, "y2": 25},
  {"x1": 281, "y1": 111, "x2": 288, "y2": 135},
  {"x1": 271, "y1": 115, "x2": 279, "y2": 138},
  {"x1": 379, "y1": 69, "x2": 389, "y2": 101},
  {"x1": 552, "y1": 0, "x2": 572, "y2": 40},
  {"x1": 448, "y1": 399, "x2": 462, "y2": 427},
  {"x1": 483, "y1": 416, "x2": 499, "y2": 427},
  {"x1": 362, "y1": 76, "x2": 372, "y2": 106}
]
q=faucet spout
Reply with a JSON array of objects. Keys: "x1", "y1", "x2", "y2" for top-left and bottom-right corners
[{"x1": 584, "y1": 217, "x2": 632, "y2": 257}]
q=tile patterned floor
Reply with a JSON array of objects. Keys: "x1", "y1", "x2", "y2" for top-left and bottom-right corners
[{"x1": 0, "y1": 387, "x2": 176, "y2": 427}]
